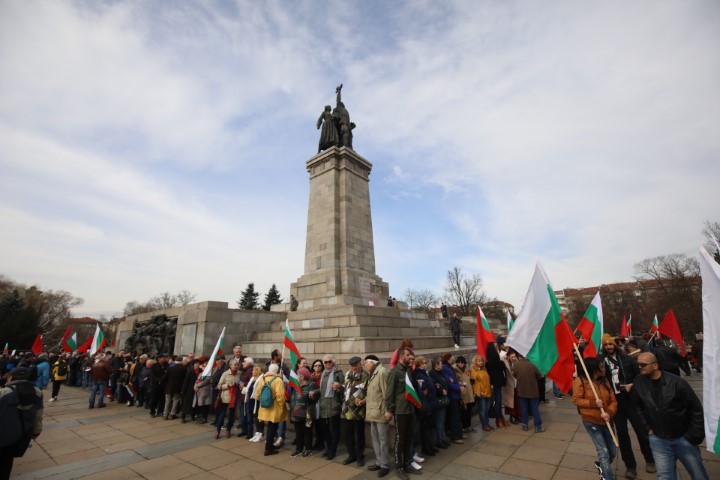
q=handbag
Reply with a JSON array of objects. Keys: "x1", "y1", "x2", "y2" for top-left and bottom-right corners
[{"x1": 437, "y1": 396, "x2": 450, "y2": 407}]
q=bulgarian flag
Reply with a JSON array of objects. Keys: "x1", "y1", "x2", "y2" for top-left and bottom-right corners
[
  {"x1": 507, "y1": 311, "x2": 514, "y2": 333},
  {"x1": 506, "y1": 262, "x2": 576, "y2": 393},
  {"x1": 201, "y1": 326, "x2": 225, "y2": 379},
  {"x1": 650, "y1": 314, "x2": 661, "y2": 339},
  {"x1": 2, "y1": 342, "x2": 8, "y2": 355},
  {"x1": 620, "y1": 314, "x2": 629, "y2": 337},
  {"x1": 404, "y1": 371, "x2": 422, "y2": 409},
  {"x1": 66, "y1": 332, "x2": 77, "y2": 352},
  {"x1": 659, "y1": 309, "x2": 686, "y2": 356},
  {"x1": 576, "y1": 292, "x2": 603, "y2": 358},
  {"x1": 476, "y1": 305, "x2": 496, "y2": 358},
  {"x1": 77, "y1": 335, "x2": 93, "y2": 353},
  {"x1": 627, "y1": 314, "x2": 633, "y2": 336},
  {"x1": 699, "y1": 246, "x2": 720, "y2": 455},
  {"x1": 89, "y1": 324, "x2": 106, "y2": 356},
  {"x1": 283, "y1": 319, "x2": 302, "y2": 394}
]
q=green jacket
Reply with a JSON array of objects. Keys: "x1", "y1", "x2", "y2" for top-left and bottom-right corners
[
  {"x1": 385, "y1": 362, "x2": 415, "y2": 415},
  {"x1": 342, "y1": 369, "x2": 369, "y2": 420}
]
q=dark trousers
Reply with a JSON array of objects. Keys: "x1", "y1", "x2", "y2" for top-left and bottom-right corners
[
  {"x1": 394, "y1": 413, "x2": 414, "y2": 470},
  {"x1": 615, "y1": 393, "x2": 654, "y2": 469},
  {"x1": 452, "y1": 332, "x2": 460, "y2": 345},
  {"x1": 0, "y1": 445, "x2": 14, "y2": 480},
  {"x1": 264, "y1": 422, "x2": 279, "y2": 453},
  {"x1": 293, "y1": 420, "x2": 313, "y2": 451},
  {"x1": 417, "y1": 413, "x2": 435, "y2": 453},
  {"x1": 320, "y1": 415, "x2": 341, "y2": 456},
  {"x1": 343, "y1": 418, "x2": 366, "y2": 458},
  {"x1": 149, "y1": 384, "x2": 164, "y2": 415},
  {"x1": 460, "y1": 400, "x2": 474, "y2": 429},
  {"x1": 215, "y1": 404, "x2": 235, "y2": 433},
  {"x1": 446, "y1": 399, "x2": 463, "y2": 440},
  {"x1": 51, "y1": 380, "x2": 62, "y2": 399}
]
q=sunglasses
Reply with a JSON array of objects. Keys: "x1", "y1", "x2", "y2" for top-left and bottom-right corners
[
  {"x1": 313, "y1": 364, "x2": 322, "y2": 368},
  {"x1": 324, "y1": 360, "x2": 333, "y2": 364}
]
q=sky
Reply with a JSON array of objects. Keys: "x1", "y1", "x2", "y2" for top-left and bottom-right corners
[{"x1": 1, "y1": 1, "x2": 718, "y2": 318}]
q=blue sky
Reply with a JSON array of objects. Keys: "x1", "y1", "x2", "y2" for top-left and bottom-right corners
[{"x1": 1, "y1": 1, "x2": 718, "y2": 316}]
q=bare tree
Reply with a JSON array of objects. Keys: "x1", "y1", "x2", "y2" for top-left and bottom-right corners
[
  {"x1": 176, "y1": 290, "x2": 197, "y2": 306},
  {"x1": 123, "y1": 290, "x2": 197, "y2": 316},
  {"x1": 702, "y1": 219, "x2": 720, "y2": 263},
  {"x1": 443, "y1": 267, "x2": 487, "y2": 316},
  {"x1": 403, "y1": 288, "x2": 440, "y2": 313},
  {"x1": 633, "y1": 254, "x2": 702, "y2": 335}
]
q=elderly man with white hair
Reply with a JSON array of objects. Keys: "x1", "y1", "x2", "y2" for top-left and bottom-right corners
[{"x1": 314, "y1": 354, "x2": 345, "y2": 460}]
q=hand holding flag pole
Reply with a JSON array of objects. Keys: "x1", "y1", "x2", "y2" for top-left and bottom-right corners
[{"x1": 572, "y1": 343, "x2": 619, "y2": 447}]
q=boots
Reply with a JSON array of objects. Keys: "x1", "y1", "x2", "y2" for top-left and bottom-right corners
[{"x1": 496, "y1": 416, "x2": 508, "y2": 429}]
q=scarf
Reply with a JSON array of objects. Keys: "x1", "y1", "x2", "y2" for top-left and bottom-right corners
[{"x1": 323, "y1": 368, "x2": 336, "y2": 397}]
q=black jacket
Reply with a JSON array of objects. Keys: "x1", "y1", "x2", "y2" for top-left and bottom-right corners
[
  {"x1": 632, "y1": 372, "x2": 704, "y2": 445},
  {"x1": 599, "y1": 351, "x2": 640, "y2": 394},
  {"x1": 653, "y1": 345, "x2": 690, "y2": 377}
]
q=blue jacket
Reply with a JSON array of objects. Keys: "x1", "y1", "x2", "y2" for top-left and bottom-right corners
[
  {"x1": 441, "y1": 363, "x2": 461, "y2": 401},
  {"x1": 35, "y1": 360, "x2": 50, "y2": 389}
]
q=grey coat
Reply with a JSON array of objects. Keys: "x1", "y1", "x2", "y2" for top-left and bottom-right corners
[
  {"x1": 318, "y1": 368, "x2": 345, "y2": 419},
  {"x1": 193, "y1": 377, "x2": 212, "y2": 407}
]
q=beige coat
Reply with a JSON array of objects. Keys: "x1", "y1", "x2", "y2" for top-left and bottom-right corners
[
  {"x1": 365, "y1": 362, "x2": 389, "y2": 423},
  {"x1": 255, "y1": 373, "x2": 288, "y2": 424},
  {"x1": 502, "y1": 357, "x2": 515, "y2": 409},
  {"x1": 454, "y1": 365, "x2": 475, "y2": 405},
  {"x1": 217, "y1": 369, "x2": 240, "y2": 404}
]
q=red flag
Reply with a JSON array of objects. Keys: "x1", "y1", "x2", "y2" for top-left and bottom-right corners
[
  {"x1": 31, "y1": 333, "x2": 43, "y2": 355},
  {"x1": 547, "y1": 314, "x2": 576, "y2": 394},
  {"x1": 619, "y1": 315, "x2": 629, "y2": 337},
  {"x1": 476, "y1": 306, "x2": 495, "y2": 358},
  {"x1": 61, "y1": 326, "x2": 73, "y2": 352},
  {"x1": 659, "y1": 309, "x2": 686, "y2": 356},
  {"x1": 76, "y1": 335, "x2": 93, "y2": 353}
]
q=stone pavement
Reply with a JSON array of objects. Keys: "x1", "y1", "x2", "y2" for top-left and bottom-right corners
[{"x1": 12, "y1": 376, "x2": 718, "y2": 480}]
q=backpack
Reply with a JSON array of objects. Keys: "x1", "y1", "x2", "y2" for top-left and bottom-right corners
[
  {"x1": 260, "y1": 376, "x2": 277, "y2": 408},
  {"x1": 57, "y1": 362, "x2": 68, "y2": 377},
  {"x1": 0, "y1": 381, "x2": 37, "y2": 456}
]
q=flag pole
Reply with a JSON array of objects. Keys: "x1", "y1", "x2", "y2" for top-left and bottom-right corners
[{"x1": 572, "y1": 343, "x2": 620, "y2": 447}]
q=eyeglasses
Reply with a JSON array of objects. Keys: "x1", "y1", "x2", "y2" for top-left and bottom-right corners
[
  {"x1": 313, "y1": 364, "x2": 322, "y2": 368},
  {"x1": 637, "y1": 362, "x2": 657, "y2": 368}
]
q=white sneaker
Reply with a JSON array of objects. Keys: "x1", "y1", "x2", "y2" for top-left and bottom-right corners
[
  {"x1": 249, "y1": 432, "x2": 260, "y2": 442},
  {"x1": 454, "y1": 344, "x2": 460, "y2": 349},
  {"x1": 273, "y1": 437, "x2": 284, "y2": 447},
  {"x1": 255, "y1": 433, "x2": 265, "y2": 443},
  {"x1": 410, "y1": 461, "x2": 423, "y2": 470},
  {"x1": 49, "y1": 398, "x2": 56, "y2": 402},
  {"x1": 412, "y1": 454, "x2": 425, "y2": 463}
]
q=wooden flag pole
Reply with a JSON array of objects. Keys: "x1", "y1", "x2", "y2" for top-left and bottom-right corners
[{"x1": 572, "y1": 343, "x2": 620, "y2": 447}]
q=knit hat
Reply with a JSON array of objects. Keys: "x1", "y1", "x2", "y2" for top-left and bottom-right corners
[
  {"x1": 298, "y1": 367, "x2": 311, "y2": 380},
  {"x1": 601, "y1": 334, "x2": 616, "y2": 346}
]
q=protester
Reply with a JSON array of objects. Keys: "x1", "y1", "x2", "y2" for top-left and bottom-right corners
[
  {"x1": 315, "y1": 354, "x2": 344, "y2": 460},
  {"x1": 88, "y1": 353, "x2": 112, "y2": 409},
  {"x1": 573, "y1": 357, "x2": 618, "y2": 480},
  {"x1": 246, "y1": 364, "x2": 264, "y2": 441},
  {"x1": 441, "y1": 352, "x2": 465, "y2": 444},
  {"x1": 309, "y1": 359, "x2": 325, "y2": 450},
  {"x1": 34, "y1": 353, "x2": 50, "y2": 391},
  {"x1": 214, "y1": 358, "x2": 241, "y2": 439},
  {"x1": 385, "y1": 347, "x2": 420, "y2": 479},
  {"x1": 289, "y1": 367, "x2": 315, "y2": 457},
  {"x1": 192, "y1": 360, "x2": 212, "y2": 424},
  {"x1": 414, "y1": 356, "x2": 438, "y2": 457},
  {"x1": 513, "y1": 354, "x2": 545, "y2": 432},
  {"x1": 485, "y1": 343, "x2": 508, "y2": 428},
  {"x1": 449, "y1": 314, "x2": 461, "y2": 349},
  {"x1": 429, "y1": 357, "x2": 450, "y2": 449},
  {"x1": 453, "y1": 356, "x2": 475, "y2": 432},
  {"x1": 341, "y1": 356, "x2": 369, "y2": 467},
  {"x1": 632, "y1": 352, "x2": 708, "y2": 480},
  {"x1": 469, "y1": 354, "x2": 493, "y2": 431},
  {"x1": 365, "y1": 354, "x2": 391, "y2": 477},
  {"x1": 50, "y1": 354, "x2": 68, "y2": 402},
  {"x1": 237, "y1": 357, "x2": 254, "y2": 436},
  {"x1": 162, "y1": 355, "x2": 187, "y2": 420},
  {"x1": 502, "y1": 347, "x2": 520, "y2": 424},
  {"x1": 255, "y1": 363, "x2": 288, "y2": 456}
]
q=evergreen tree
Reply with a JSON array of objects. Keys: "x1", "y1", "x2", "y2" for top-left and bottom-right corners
[
  {"x1": 237, "y1": 283, "x2": 260, "y2": 310},
  {"x1": 262, "y1": 284, "x2": 283, "y2": 311}
]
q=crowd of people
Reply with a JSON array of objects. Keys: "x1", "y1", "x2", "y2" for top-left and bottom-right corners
[{"x1": 0, "y1": 331, "x2": 707, "y2": 480}]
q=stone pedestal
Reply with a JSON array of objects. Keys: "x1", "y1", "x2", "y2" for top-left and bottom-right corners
[{"x1": 290, "y1": 147, "x2": 388, "y2": 308}]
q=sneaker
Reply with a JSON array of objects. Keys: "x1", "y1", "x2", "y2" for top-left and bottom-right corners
[
  {"x1": 410, "y1": 461, "x2": 422, "y2": 470},
  {"x1": 646, "y1": 463, "x2": 656, "y2": 473},
  {"x1": 535, "y1": 426, "x2": 546, "y2": 433},
  {"x1": 454, "y1": 344, "x2": 460, "y2": 349},
  {"x1": 273, "y1": 437, "x2": 284, "y2": 447},
  {"x1": 49, "y1": 397, "x2": 56, "y2": 402},
  {"x1": 290, "y1": 450, "x2": 302, "y2": 457},
  {"x1": 412, "y1": 454, "x2": 425, "y2": 463},
  {"x1": 302, "y1": 449, "x2": 313, "y2": 457},
  {"x1": 250, "y1": 433, "x2": 264, "y2": 442},
  {"x1": 594, "y1": 461, "x2": 607, "y2": 480},
  {"x1": 521, "y1": 424, "x2": 529, "y2": 431}
]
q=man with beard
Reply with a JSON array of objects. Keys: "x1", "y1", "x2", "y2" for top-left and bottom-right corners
[
  {"x1": 599, "y1": 334, "x2": 655, "y2": 479},
  {"x1": 385, "y1": 348, "x2": 421, "y2": 479}
]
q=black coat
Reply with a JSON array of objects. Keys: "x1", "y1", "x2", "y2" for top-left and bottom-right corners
[
  {"x1": 162, "y1": 363, "x2": 187, "y2": 395},
  {"x1": 632, "y1": 371, "x2": 704, "y2": 445}
]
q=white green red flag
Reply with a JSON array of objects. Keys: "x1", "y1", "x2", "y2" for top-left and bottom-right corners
[
  {"x1": 67, "y1": 333, "x2": 77, "y2": 352},
  {"x1": 576, "y1": 292, "x2": 603, "y2": 358},
  {"x1": 507, "y1": 311, "x2": 514, "y2": 333},
  {"x1": 627, "y1": 315, "x2": 632, "y2": 336},
  {"x1": 89, "y1": 324, "x2": 106, "y2": 356},
  {"x1": 659, "y1": 309, "x2": 686, "y2": 356},
  {"x1": 620, "y1": 314, "x2": 629, "y2": 337},
  {"x1": 201, "y1": 326, "x2": 225, "y2": 379},
  {"x1": 700, "y1": 246, "x2": 720, "y2": 455},
  {"x1": 283, "y1": 319, "x2": 302, "y2": 394},
  {"x1": 506, "y1": 262, "x2": 576, "y2": 393},
  {"x1": 2, "y1": 342, "x2": 8, "y2": 355},
  {"x1": 404, "y1": 372, "x2": 422, "y2": 409},
  {"x1": 650, "y1": 314, "x2": 660, "y2": 338},
  {"x1": 476, "y1": 306, "x2": 496, "y2": 358},
  {"x1": 61, "y1": 326, "x2": 73, "y2": 352}
]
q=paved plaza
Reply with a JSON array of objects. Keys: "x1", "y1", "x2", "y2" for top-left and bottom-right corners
[{"x1": 12, "y1": 376, "x2": 718, "y2": 480}]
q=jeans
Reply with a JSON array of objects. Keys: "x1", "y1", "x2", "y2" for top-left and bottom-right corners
[
  {"x1": 241, "y1": 400, "x2": 255, "y2": 438},
  {"x1": 492, "y1": 386, "x2": 503, "y2": 419},
  {"x1": 519, "y1": 397, "x2": 542, "y2": 428},
  {"x1": 476, "y1": 396, "x2": 491, "y2": 427},
  {"x1": 552, "y1": 381, "x2": 562, "y2": 397},
  {"x1": 432, "y1": 407, "x2": 446, "y2": 445},
  {"x1": 82, "y1": 371, "x2": 92, "y2": 388},
  {"x1": 583, "y1": 421, "x2": 616, "y2": 480},
  {"x1": 648, "y1": 435, "x2": 708, "y2": 480},
  {"x1": 89, "y1": 380, "x2": 107, "y2": 407},
  {"x1": 215, "y1": 403, "x2": 235, "y2": 433}
]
